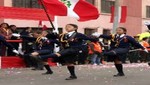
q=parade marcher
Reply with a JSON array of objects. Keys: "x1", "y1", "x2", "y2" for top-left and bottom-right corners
[
  {"x1": 20, "y1": 27, "x2": 33, "y2": 67},
  {"x1": 39, "y1": 24, "x2": 96, "y2": 80},
  {"x1": 93, "y1": 27, "x2": 146, "y2": 77},
  {"x1": 30, "y1": 30, "x2": 59, "y2": 74},
  {"x1": 14, "y1": 30, "x2": 44, "y2": 70},
  {"x1": 12, "y1": 30, "x2": 59, "y2": 74}
]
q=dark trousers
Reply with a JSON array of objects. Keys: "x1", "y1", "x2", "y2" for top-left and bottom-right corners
[{"x1": 104, "y1": 48, "x2": 129, "y2": 62}]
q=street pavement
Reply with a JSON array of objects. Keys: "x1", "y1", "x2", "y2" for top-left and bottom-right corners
[{"x1": 0, "y1": 63, "x2": 150, "y2": 85}]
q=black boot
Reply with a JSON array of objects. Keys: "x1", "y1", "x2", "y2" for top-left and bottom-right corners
[
  {"x1": 42, "y1": 65, "x2": 53, "y2": 75},
  {"x1": 65, "y1": 76, "x2": 77, "y2": 80},
  {"x1": 42, "y1": 71, "x2": 53, "y2": 75},
  {"x1": 65, "y1": 66, "x2": 77, "y2": 80},
  {"x1": 114, "y1": 64, "x2": 125, "y2": 77}
]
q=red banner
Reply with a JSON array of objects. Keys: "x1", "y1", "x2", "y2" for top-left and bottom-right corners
[{"x1": 0, "y1": 6, "x2": 54, "y2": 21}]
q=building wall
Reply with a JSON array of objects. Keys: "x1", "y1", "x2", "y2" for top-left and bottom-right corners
[
  {"x1": 1, "y1": 0, "x2": 110, "y2": 34},
  {"x1": 4, "y1": 0, "x2": 12, "y2": 7},
  {"x1": 142, "y1": 0, "x2": 150, "y2": 32},
  {"x1": 1, "y1": 0, "x2": 150, "y2": 36},
  {"x1": 0, "y1": 0, "x2": 4, "y2": 6},
  {"x1": 120, "y1": 0, "x2": 142, "y2": 36}
]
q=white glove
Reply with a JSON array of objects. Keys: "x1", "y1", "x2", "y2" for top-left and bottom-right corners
[
  {"x1": 13, "y1": 49, "x2": 19, "y2": 54},
  {"x1": 92, "y1": 32, "x2": 101, "y2": 37},
  {"x1": 41, "y1": 37, "x2": 48, "y2": 40},
  {"x1": 12, "y1": 33, "x2": 21, "y2": 37},
  {"x1": 144, "y1": 49, "x2": 149, "y2": 53},
  {"x1": 144, "y1": 21, "x2": 150, "y2": 25}
]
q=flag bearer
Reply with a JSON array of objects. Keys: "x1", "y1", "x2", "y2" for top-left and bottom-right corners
[{"x1": 39, "y1": 24, "x2": 96, "y2": 80}]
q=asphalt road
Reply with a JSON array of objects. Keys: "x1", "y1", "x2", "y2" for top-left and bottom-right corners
[{"x1": 0, "y1": 63, "x2": 150, "y2": 85}]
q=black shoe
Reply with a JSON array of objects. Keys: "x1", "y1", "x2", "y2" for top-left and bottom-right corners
[
  {"x1": 113, "y1": 73, "x2": 125, "y2": 77},
  {"x1": 65, "y1": 76, "x2": 77, "y2": 80},
  {"x1": 42, "y1": 71, "x2": 53, "y2": 75}
]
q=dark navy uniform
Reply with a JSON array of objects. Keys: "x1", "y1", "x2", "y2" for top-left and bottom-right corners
[
  {"x1": 21, "y1": 34, "x2": 58, "y2": 56},
  {"x1": 100, "y1": 34, "x2": 144, "y2": 77},
  {"x1": 41, "y1": 32, "x2": 96, "y2": 63},
  {"x1": 39, "y1": 31, "x2": 96, "y2": 80},
  {"x1": 100, "y1": 34, "x2": 144, "y2": 61},
  {"x1": 21, "y1": 33, "x2": 59, "y2": 73}
]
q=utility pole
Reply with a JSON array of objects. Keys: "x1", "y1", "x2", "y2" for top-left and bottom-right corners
[{"x1": 112, "y1": 0, "x2": 120, "y2": 34}]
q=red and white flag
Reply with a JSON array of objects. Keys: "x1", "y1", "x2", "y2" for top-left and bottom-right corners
[
  {"x1": 110, "y1": 6, "x2": 127, "y2": 23},
  {"x1": 38, "y1": 20, "x2": 48, "y2": 30},
  {"x1": 42, "y1": 0, "x2": 99, "y2": 21}
]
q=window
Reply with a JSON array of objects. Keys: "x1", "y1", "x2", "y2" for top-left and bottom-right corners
[
  {"x1": 146, "y1": 6, "x2": 150, "y2": 18},
  {"x1": 101, "y1": 0, "x2": 115, "y2": 13},
  {"x1": 17, "y1": 28, "x2": 63, "y2": 34},
  {"x1": 103, "y1": 29, "x2": 111, "y2": 44},
  {"x1": 40, "y1": 28, "x2": 63, "y2": 34},
  {"x1": 12, "y1": 0, "x2": 42, "y2": 9},
  {"x1": 86, "y1": 0, "x2": 95, "y2": 5},
  {"x1": 103, "y1": 29, "x2": 111, "y2": 35},
  {"x1": 84, "y1": 28, "x2": 97, "y2": 36}
]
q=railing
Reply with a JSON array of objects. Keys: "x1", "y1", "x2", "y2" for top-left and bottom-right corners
[
  {"x1": 0, "y1": 40, "x2": 56, "y2": 69},
  {"x1": 6, "y1": 40, "x2": 23, "y2": 43},
  {"x1": 4, "y1": 40, "x2": 23, "y2": 56}
]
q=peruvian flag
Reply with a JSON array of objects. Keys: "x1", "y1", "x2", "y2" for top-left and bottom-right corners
[
  {"x1": 39, "y1": 20, "x2": 48, "y2": 30},
  {"x1": 42, "y1": 0, "x2": 99, "y2": 21},
  {"x1": 110, "y1": 6, "x2": 127, "y2": 23}
]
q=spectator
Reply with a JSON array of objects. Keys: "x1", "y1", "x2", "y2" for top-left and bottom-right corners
[
  {"x1": 0, "y1": 23, "x2": 12, "y2": 39},
  {"x1": 140, "y1": 37, "x2": 150, "y2": 62},
  {"x1": 7, "y1": 25, "x2": 19, "y2": 56},
  {"x1": 88, "y1": 35, "x2": 102, "y2": 65},
  {"x1": 0, "y1": 23, "x2": 12, "y2": 56}
]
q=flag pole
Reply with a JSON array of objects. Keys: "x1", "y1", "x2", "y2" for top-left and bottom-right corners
[
  {"x1": 112, "y1": 0, "x2": 120, "y2": 34},
  {"x1": 39, "y1": 0, "x2": 55, "y2": 30}
]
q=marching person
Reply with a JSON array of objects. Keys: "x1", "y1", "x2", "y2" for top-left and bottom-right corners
[
  {"x1": 12, "y1": 30, "x2": 59, "y2": 74},
  {"x1": 93, "y1": 27, "x2": 146, "y2": 77},
  {"x1": 39, "y1": 24, "x2": 96, "y2": 80},
  {"x1": 30, "y1": 30, "x2": 59, "y2": 74},
  {"x1": 20, "y1": 27, "x2": 33, "y2": 67}
]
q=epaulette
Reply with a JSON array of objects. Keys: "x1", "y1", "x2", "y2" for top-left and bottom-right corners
[{"x1": 111, "y1": 34, "x2": 115, "y2": 41}]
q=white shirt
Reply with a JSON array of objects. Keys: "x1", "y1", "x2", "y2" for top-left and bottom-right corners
[
  {"x1": 116, "y1": 34, "x2": 126, "y2": 38},
  {"x1": 67, "y1": 31, "x2": 75, "y2": 37}
]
